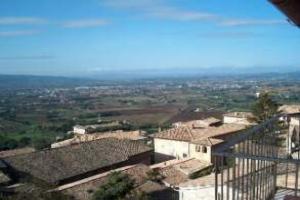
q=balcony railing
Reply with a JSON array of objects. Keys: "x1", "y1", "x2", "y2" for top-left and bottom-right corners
[{"x1": 213, "y1": 115, "x2": 300, "y2": 200}]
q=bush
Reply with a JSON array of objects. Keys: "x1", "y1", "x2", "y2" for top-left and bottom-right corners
[
  {"x1": 32, "y1": 138, "x2": 52, "y2": 150},
  {"x1": 92, "y1": 172, "x2": 135, "y2": 200}
]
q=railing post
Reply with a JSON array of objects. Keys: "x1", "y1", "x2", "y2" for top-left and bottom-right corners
[{"x1": 215, "y1": 156, "x2": 219, "y2": 200}]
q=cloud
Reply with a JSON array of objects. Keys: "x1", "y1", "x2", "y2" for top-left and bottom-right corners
[
  {"x1": 0, "y1": 55, "x2": 54, "y2": 60},
  {"x1": 148, "y1": 8, "x2": 217, "y2": 21},
  {"x1": 101, "y1": 0, "x2": 217, "y2": 21},
  {"x1": 0, "y1": 17, "x2": 47, "y2": 25},
  {"x1": 0, "y1": 30, "x2": 40, "y2": 37},
  {"x1": 102, "y1": 0, "x2": 285, "y2": 26},
  {"x1": 62, "y1": 19, "x2": 110, "y2": 28},
  {"x1": 219, "y1": 19, "x2": 286, "y2": 26},
  {"x1": 198, "y1": 31, "x2": 260, "y2": 38}
]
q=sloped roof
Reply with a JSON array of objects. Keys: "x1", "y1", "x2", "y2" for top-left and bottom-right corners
[
  {"x1": 154, "y1": 127, "x2": 194, "y2": 141},
  {"x1": 199, "y1": 117, "x2": 221, "y2": 126},
  {"x1": 154, "y1": 124, "x2": 246, "y2": 144},
  {"x1": 174, "y1": 117, "x2": 221, "y2": 128},
  {"x1": 0, "y1": 147, "x2": 35, "y2": 158},
  {"x1": 3, "y1": 138, "x2": 152, "y2": 184},
  {"x1": 157, "y1": 158, "x2": 211, "y2": 186},
  {"x1": 192, "y1": 138, "x2": 224, "y2": 146}
]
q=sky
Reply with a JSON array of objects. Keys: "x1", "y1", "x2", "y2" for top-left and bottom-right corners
[{"x1": 0, "y1": 0, "x2": 300, "y2": 77}]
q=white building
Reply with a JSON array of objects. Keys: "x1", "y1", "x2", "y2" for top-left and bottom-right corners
[
  {"x1": 223, "y1": 112, "x2": 255, "y2": 126},
  {"x1": 173, "y1": 117, "x2": 221, "y2": 129},
  {"x1": 73, "y1": 125, "x2": 88, "y2": 135},
  {"x1": 153, "y1": 124, "x2": 246, "y2": 163}
]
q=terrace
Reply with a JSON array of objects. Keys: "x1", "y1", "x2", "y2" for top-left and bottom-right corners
[{"x1": 213, "y1": 115, "x2": 300, "y2": 200}]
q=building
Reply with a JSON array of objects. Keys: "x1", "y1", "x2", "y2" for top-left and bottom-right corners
[
  {"x1": 153, "y1": 124, "x2": 246, "y2": 163},
  {"x1": 51, "y1": 130, "x2": 147, "y2": 148},
  {"x1": 287, "y1": 116, "x2": 300, "y2": 155},
  {"x1": 223, "y1": 112, "x2": 254, "y2": 125},
  {"x1": 173, "y1": 117, "x2": 221, "y2": 129},
  {"x1": 1, "y1": 138, "x2": 152, "y2": 186},
  {"x1": 279, "y1": 105, "x2": 300, "y2": 115}
]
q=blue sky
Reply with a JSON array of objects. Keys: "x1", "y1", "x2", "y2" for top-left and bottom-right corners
[{"x1": 0, "y1": 0, "x2": 300, "y2": 77}]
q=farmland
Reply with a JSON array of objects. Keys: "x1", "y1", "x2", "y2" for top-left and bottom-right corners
[{"x1": 1, "y1": 73, "x2": 300, "y2": 150}]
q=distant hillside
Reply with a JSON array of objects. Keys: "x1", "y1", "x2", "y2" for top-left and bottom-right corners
[{"x1": 0, "y1": 74, "x2": 93, "y2": 90}]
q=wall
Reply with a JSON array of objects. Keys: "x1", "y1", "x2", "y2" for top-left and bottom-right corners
[
  {"x1": 179, "y1": 186, "x2": 233, "y2": 200},
  {"x1": 223, "y1": 116, "x2": 251, "y2": 125},
  {"x1": 73, "y1": 127, "x2": 86, "y2": 135},
  {"x1": 189, "y1": 143, "x2": 212, "y2": 163},
  {"x1": 154, "y1": 138, "x2": 189, "y2": 162}
]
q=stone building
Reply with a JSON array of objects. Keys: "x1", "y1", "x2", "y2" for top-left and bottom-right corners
[
  {"x1": 223, "y1": 112, "x2": 254, "y2": 126},
  {"x1": 153, "y1": 124, "x2": 246, "y2": 163}
]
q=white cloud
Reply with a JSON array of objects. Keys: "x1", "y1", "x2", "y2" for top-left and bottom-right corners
[
  {"x1": 102, "y1": 0, "x2": 286, "y2": 27},
  {"x1": 101, "y1": 0, "x2": 217, "y2": 21},
  {"x1": 0, "y1": 17, "x2": 47, "y2": 25},
  {"x1": 219, "y1": 19, "x2": 286, "y2": 26},
  {"x1": 148, "y1": 8, "x2": 217, "y2": 21},
  {"x1": 0, "y1": 30, "x2": 40, "y2": 37},
  {"x1": 62, "y1": 19, "x2": 110, "y2": 28},
  {"x1": 0, "y1": 55, "x2": 54, "y2": 60}
]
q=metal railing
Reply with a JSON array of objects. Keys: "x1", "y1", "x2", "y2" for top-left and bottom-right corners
[{"x1": 213, "y1": 115, "x2": 300, "y2": 200}]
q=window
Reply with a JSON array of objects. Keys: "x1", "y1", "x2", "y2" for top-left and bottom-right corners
[
  {"x1": 202, "y1": 146, "x2": 207, "y2": 153},
  {"x1": 195, "y1": 145, "x2": 201, "y2": 152}
]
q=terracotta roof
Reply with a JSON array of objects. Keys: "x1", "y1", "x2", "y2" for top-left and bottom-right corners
[
  {"x1": 3, "y1": 138, "x2": 152, "y2": 184},
  {"x1": 174, "y1": 117, "x2": 221, "y2": 128},
  {"x1": 192, "y1": 138, "x2": 224, "y2": 146},
  {"x1": 159, "y1": 165, "x2": 189, "y2": 187},
  {"x1": 154, "y1": 127, "x2": 194, "y2": 141},
  {"x1": 199, "y1": 117, "x2": 221, "y2": 126},
  {"x1": 0, "y1": 147, "x2": 35, "y2": 158},
  {"x1": 174, "y1": 159, "x2": 211, "y2": 176},
  {"x1": 51, "y1": 130, "x2": 146, "y2": 148},
  {"x1": 157, "y1": 158, "x2": 211, "y2": 186},
  {"x1": 154, "y1": 124, "x2": 246, "y2": 143}
]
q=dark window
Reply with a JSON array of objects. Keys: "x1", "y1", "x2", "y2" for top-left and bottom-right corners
[{"x1": 202, "y1": 146, "x2": 207, "y2": 153}]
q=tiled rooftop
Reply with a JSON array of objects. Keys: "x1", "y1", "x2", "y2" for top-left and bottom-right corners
[
  {"x1": 154, "y1": 124, "x2": 246, "y2": 144},
  {"x1": 0, "y1": 147, "x2": 35, "y2": 158},
  {"x1": 3, "y1": 138, "x2": 152, "y2": 184},
  {"x1": 156, "y1": 158, "x2": 211, "y2": 186}
]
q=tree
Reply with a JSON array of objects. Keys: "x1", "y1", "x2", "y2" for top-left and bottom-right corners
[
  {"x1": 252, "y1": 92, "x2": 279, "y2": 122},
  {"x1": 92, "y1": 172, "x2": 135, "y2": 200},
  {"x1": 32, "y1": 138, "x2": 51, "y2": 150},
  {"x1": 146, "y1": 169, "x2": 163, "y2": 182}
]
